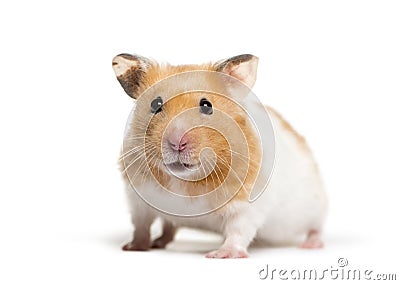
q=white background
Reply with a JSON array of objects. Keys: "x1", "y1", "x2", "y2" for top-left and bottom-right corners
[{"x1": 0, "y1": 0, "x2": 399, "y2": 284}]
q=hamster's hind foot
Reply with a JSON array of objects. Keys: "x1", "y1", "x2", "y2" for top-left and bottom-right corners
[{"x1": 300, "y1": 230, "x2": 324, "y2": 249}]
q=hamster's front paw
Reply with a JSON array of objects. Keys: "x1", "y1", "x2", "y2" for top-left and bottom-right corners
[
  {"x1": 205, "y1": 246, "x2": 249, "y2": 258},
  {"x1": 122, "y1": 240, "x2": 150, "y2": 251}
]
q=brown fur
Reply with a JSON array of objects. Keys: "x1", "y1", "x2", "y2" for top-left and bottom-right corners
[{"x1": 137, "y1": 63, "x2": 215, "y2": 96}]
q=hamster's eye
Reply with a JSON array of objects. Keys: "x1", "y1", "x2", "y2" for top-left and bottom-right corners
[
  {"x1": 151, "y1": 96, "x2": 163, "y2": 114},
  {"x1": 199, "y1": 98, "x2": 213, "y2": 115}
]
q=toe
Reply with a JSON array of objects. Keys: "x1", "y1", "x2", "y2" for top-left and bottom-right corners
[
  {"x1": 205, "y1": 247, "x2": 249, "y2": 258},
  {"x1": 122, "y1": 241, "x2": 150, "y2": 251},
  {"x1": 300, "y1": 240, "x2": 324, "y2": 249}
]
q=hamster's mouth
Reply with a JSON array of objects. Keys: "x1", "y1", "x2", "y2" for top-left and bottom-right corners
[{"x1": 164, "y1": 161, "x2": 201, "y2": 173}]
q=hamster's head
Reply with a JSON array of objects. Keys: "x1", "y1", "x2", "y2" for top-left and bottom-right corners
[{"x1": 113, "y1": 54, "x2": 259, "y2": 183}]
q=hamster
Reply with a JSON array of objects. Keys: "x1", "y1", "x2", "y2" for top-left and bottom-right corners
[{"x1": 112, "y1": 53, "x2": 328, "y2": 258}]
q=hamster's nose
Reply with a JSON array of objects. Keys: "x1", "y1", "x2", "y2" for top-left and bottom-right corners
[{"x1": 168, "y1": 133, "x2": 188, "y2": 151}]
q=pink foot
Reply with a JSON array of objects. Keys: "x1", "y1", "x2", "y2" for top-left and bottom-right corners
[
  {"x1": 300, "y1": 230, "x2": 324, "y2": 249},
  {"x1": 205, "y1": 247, "x2": 249, "y2": 258}
]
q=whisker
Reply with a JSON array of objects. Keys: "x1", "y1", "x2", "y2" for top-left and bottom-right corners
[
  {"x1": 200, "y1": 158, "x2": 208, "y2": 192},
  {"x1": 204, "y1": 157, "x2": 217, "y2": 191},
  {"x1": 216, "y1": 153, "x2": 248, "y2": 195},
  {"x1": 212, "y1": 158, "x2": 228, "y2": 202},
  {"x1": 141, "y1": 150, "x2": 158, "y2": 184},
  {"x1": 229, "y1": 149, "x2": 250, "y2": 160},
  {"x1": 121, "y1": 145, "x2": 156, "y2": 175},
  {"x1": 129, "y1": 154, "x2": 151, "y2": 183},
  {"x1": 119, "y1": 144, "x2": 149, "y2": 160},
  {"x1": 123, "y1": 136, "x2": 148, "y2": 141},
  {"x1": 121, "y1": 152, "x2": 146, "y2": 174}
]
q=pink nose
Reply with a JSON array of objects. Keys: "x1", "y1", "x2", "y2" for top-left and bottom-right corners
[{"x1": 168, "y1": 133, "x2": 188, "y2": 151}]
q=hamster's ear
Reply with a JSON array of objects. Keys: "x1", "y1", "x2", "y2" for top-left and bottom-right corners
[
  {"x1": 112, "y1": 53, "x2": 151, "y2": 99},
  {"x1": 214, "y1": 54, "x2": 259, "y2": 89}
]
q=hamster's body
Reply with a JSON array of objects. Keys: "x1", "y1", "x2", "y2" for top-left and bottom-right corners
[{"x1": 113, "y1": 54, "x2": 327, "y2": 258}]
